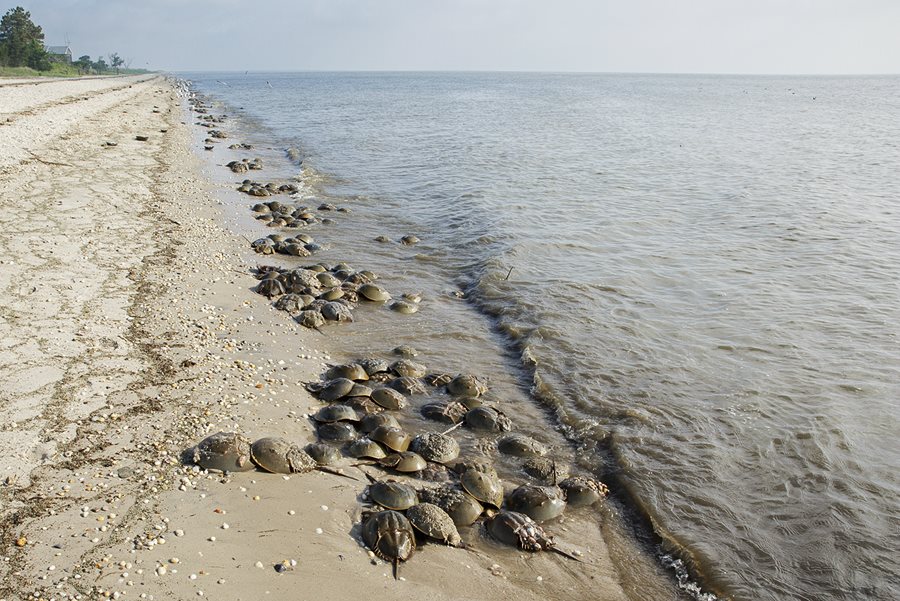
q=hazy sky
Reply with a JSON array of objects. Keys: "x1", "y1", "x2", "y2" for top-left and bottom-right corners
[{"x1": 20, "y1": 0, "x2": 900, "y2": 73}]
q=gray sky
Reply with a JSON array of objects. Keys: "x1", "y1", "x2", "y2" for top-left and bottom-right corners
[{"x1": 21, "y1": 0, "x2": 900, "y2": 73}]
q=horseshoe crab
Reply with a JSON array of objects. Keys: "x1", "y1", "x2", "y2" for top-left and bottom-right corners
[
  {"x1": 378, "y1": 451, "x2": 427, "y2": 473},
  {"x1": 341, "y1": 396, "x2": 383, "y2": 415},
  {"x1": 319, "y1": 288, "x2": 344, "y2": 301},
  {"x1": 347, "y1": 437, "x2": 388, "y2": 460},
  {"x1": 497, "y1": 433, "x2": 548, "y2": 457},
  {"x1": 423, "y1": 373, "x2": 453, "y2": 387},
  {"x1": 359, "y1": 413, "x2": 400, "y2": 434},
  {"x1": 522, "y1": 457, "x2": 568, "y2": 484},
  {"x1": 389, "y1": 376, "x2": 426, "y2": 396},
  {"x1": 400, "y1": 235, "x2": 419, "y2": 245},
  {"x1": 409, "y1": 432, "x2": 460, "y2": 464},
  {"x1": 296, "y1": 309, "x2": 325, "y2": 329},
  {"x1": 370, "y1": 388, "x2": 409, "y2": 411},
  {"x1": 362, "y1": 510, "x2": 416, "y2": 579},
  {"x1": 250, "y1": 437, "x2": 317, "y2": 474},
  {"x1": 348, "y1": 383, "x2": 374, "y2": 398},
  {"x1": 191, "y1": 432, "x2": 254, "y2": 473},
  {"x1": 486, "y1": 510, "x2": 579, "y2": 560},
  {"x1": 420, "y1": 401, "x2": 467, "y2": 425},
  {"x1": 316, "y1": 378, "x2": 355, "y2": 402},
  {"x1": 559, "y1": 476, "x2": 609, "y2": 508},
  {"x1": 417, "y1": 486, "x2": 484, "y2": 527},
  {"x1": 460, "y1": 466, "x2": 504, "y2": 509},
  {"x1": 273, "y1": 293, "x2": 309, "y2": 313},
  {"x1": 325, "y1": 363, "x2": 369, "y2": 381},
  {"x1": 317, "y1": 421, "x2": 358, "y2": 443},
  {"x1": 358, "y1": 283, "x2": 391, "y2": 302},
  {"x1": 406, "y1": 503, "x2": 463, "y2": 547},
  {"x1": 254, "y1": 278, "x2": 285, "y2": 298},
  {"x1": 465, "y1": 407, "x2": 512, "y2": 432},
  {"x1": 321, "y1": 301, "x2": 353, "y2": 323},
  {"x1": 313, "y1": 404, "x2": 360, "y2": 423},
  {"x1": 447, "y1": 374, "x2": 488, "y2": 397},
  {"x1": 369, "y1": 426, "x2": 411, "y2": 452},
  {"x1": 390, "y1": 360, "x2": 427, "y2": 378},
  {"x1": 390, "y1": 301, "x2": 418, "y2": 314},
  {"x1": 304, "y1": 443, "x2": 342, "y2": 466},
  {"x1": 367, "y1": 480, "x2": 418, "y2": 510},
  {"x1": 506, "y1": 484, "x2": 567, "y2": 522},
  {"x1": 359, "y1": 358, "x2": 390, "y2": 376},
  {"x1": 316, "y1": 272, "x2": 342, "y2": 288}
]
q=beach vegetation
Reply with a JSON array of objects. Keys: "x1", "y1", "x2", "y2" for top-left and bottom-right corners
[
  {"x1": 0, "y1": 6, "x2": 50, "y2": 70},
  {"x1": 108, "y1": 52, "x2": 124, "y2": 74},
  {"x1": 75, "y1": 54, "x2": 92, "y2": 74}
]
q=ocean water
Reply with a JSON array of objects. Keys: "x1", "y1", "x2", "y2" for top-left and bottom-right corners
[{"x1": 183, "y1": 72, "x2": 900, "y2": 601}]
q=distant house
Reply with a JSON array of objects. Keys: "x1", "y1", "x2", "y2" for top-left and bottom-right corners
[{"x1": 45, "y1": 45, "x2": 73, "y2": 63}]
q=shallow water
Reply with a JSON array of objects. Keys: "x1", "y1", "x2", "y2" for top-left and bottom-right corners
[{"x1": 183, "y1": 72, "x2": 900, "y2": 601}]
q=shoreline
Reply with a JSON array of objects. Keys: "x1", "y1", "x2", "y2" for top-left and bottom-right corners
[{"x1": 0, "y1": 75, "x2": 663, "y2": 601}]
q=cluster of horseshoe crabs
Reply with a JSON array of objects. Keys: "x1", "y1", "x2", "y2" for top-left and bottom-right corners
[
  {"x1": 252, "y1": 263, "x2": 422, "y2": 329},
  {"x1": 304, "y1": 353, "x2": 610, "y2": 576},
  {"x1": 186, "y1": 88, "x2": 608, "y2": 582}
]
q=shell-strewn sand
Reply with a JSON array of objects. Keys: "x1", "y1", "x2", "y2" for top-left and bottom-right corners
[{"x1": 0, "y1": 76, "x2": 641, "y2": 601}]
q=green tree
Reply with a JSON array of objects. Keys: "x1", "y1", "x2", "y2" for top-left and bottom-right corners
[
  {"x1": 108, "y1": 52, "x2": 124, "y2": 74},
  {"x1": 0, "y1": 6, "x2": 46, "y2": 68},
  {"x1": 75, "y1": 54, "x2": 92, "y2": 74},
  {"x1": 92, "y1": 57, "x2": 107, "y2": 73}
]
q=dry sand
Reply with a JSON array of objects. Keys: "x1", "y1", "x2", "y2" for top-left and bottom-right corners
[{"x1": 0, "y1": 76, "x2": 654, "y2": 601}]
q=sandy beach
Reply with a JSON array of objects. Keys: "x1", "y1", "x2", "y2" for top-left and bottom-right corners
[{"x1": 0, "y1": 75, "x2": 659, "y2": 601}]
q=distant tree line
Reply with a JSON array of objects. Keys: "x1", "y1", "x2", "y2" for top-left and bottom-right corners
[
  {"x1": 0, "y1": 6, "x2": 49, "y2": 69},
  {"x1": 0, "y1": 5, "x2": 130, "y2": 74}
]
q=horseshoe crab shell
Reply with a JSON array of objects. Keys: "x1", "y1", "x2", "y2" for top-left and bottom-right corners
[
  {"x1": 362, "y1": 510, "x2": 416, "y2": 578},
  {"x1": 409, "y1": 432, "x2": 460, "y2": 464},
  {"x1": 317, "y1": 378, "x2": 355, "y2": 402},
  {"x1": 249, "y1": 437, "x2": 317, "y2": 474},
  {"x1": 316, "y1": 421, "x2": 358, "y2": 443},
  {"x1": 313, "y1": 404, "x2": 360, "y2": 423},
  {"x1": 322, "y1": 301, "x2": 353, "y2": 322},
  {"x1": 497, "y1": 433, "x2": 548, "y2": 457},
  {"x1": 423, "y1": 373, "x2": 453, "y2": 387},
  {"x1": 304, "y1": 443, "x2": 342, "y2": 466},
  {"x1": 378, "y1": 451, "x2": 427, "y2": 473},
  {"x1": 359, "y1": 358, "x2": 391, "y2": 376},
  {"x1": 447, "y1": 374, "x2": 488, "y2": 397},
  {"x1": 341, "y1": 396, "x2": 383, "y2": 415},
  {"x1": 465, "y1": 407, "x2": 512, "y2": 432},
  {"x1": 325, "y1": 363, "x2": 369, "y2": 381},
  {"x1": 389, "y1": 376, "x2": 426, "y2": 396},
  {"x1": 405, "y1": 503, "x2": 463, "y2": 547},
  {"x1": 420, "y1": 401, "x2": 467, "y2": 425},
  {"x1": 368, "y1": 481, "x2": 418, "y2": 510},
  {"x1": 192, "y1": 432, "x2": 254, "y2": 473},
  {"x1": 389, "y1": 300, "x2": 418, "y2": 314},
  {"x1": 417, "y1": 486, "x2": 484, "y2": 527},
  {"x1": 486, "y1": 510, "x2": 555, "y2": 552},
  {"x1": 296, "y1": 309, "x2": 325, "y2": 329},
  {"x1": 369, "y1": 426, "x2": 411, "y2": 452},
  {"x1": 359, "y1": 413, "x2": 400, "y2": 434},
  {"x1": 460, "y1": 467, "x2": 504, "y2": 509},
  {"x1": 506, "y1": 484, "x2": 567, "y2": 522},
  {"x1": 358, "y1": 283, "x2": 391, "y2": 302},
  {"x1": 370, "y1": 388, "x2": 409, "y2": 411},
  {"x1": 348, "y1": 437, "x2": 388, "y2": 460},
  {"x1": 523, "y1": 457, "x2": 569, "y2": 484},
  {"x1": 390, "y1": 359, "x2": 427, "y2": 378},
  {"x1": 559, "y1": 476, "x2": 609, "y2": 508}
]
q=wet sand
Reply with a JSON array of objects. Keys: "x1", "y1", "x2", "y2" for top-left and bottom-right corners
[{"x1": 0, "y1": 76, "x2": 637, "y2": 601}]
